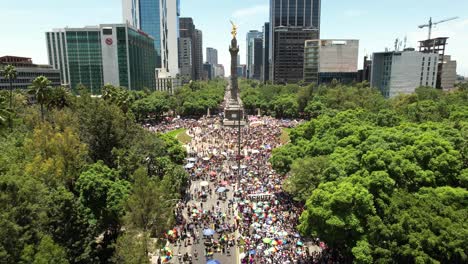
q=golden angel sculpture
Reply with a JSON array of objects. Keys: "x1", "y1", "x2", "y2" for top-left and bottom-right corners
[{"x1": 230, "y1": 20, "x2": 238, "y2": 39}]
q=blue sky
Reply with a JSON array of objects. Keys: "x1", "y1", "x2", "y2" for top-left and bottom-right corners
[{"x1": 1, "y1": 0, "x2": 467, "y2": 76}]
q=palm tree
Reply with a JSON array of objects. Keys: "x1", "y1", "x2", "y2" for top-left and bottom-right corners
[
  {"x1": 2, "y1": 64, "x2": 17, "y2": 110},
  {"x1": 29, "y1": 76, "x2": 51, "y2": 121}
]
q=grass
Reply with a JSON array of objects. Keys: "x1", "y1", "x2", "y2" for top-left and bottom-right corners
[
  {"x1": 165, "y1": 128, "x2": 192, "y2": 144},
  {"x1": 280, "y1": 128, "x2": 292, "y2": 144}
]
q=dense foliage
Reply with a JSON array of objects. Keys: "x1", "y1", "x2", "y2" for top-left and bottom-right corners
[
  {"x1": 271, "y1": 84, "x2": 468, "y2": 263},
  {"x1": 240, "y1": 80, "x2": 384, "y2": 118},
  {"x1": 0, "y1": 76, "x2": 190, "y2": 263}
]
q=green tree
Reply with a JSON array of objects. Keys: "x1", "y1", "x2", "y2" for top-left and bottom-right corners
[
  {"x1": 29, "y1": 76, "x2": 52, "y2": 121},
  {"x1": 2, "y1": 64, "x2": 17, "y2": 110},
  {"x1": 31, "y1": 235, "x2": 69, "y2": 264},
  {"x1": 76, "y1": 162, "x2": 130, "y2": 232},
  {"x1": 124, "y1": 168, "x2": 174, "y2": 238},
  {"x1": 112, "y1": 231, "x2": 151, "y2": 264},
  {"x1": 284, "y1": 156, "x2": 330, "y2": 202}
]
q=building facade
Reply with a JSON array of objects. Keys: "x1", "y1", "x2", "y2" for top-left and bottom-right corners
[
  {"x1": 304, "y1": 39, "x2": 359, "y2": 85},
  {"x1": 179, "y1": 17, "x2": 196, "y2": 80},
  {"x1": 251, "y1": 38, "x2": 263, "y2": 80},
  {"x1": 0, "y1": 56, "x2": 61, "y2": 90},
  {"x1": 194, "y1": 29, "x2": 204, "y2": 80},
  {"x1": 246, "y1": 30, "x2": 263, "y2": 79},
  {"x1": 319, "y1": 39, "x2": 359, "y2": 72},
  {"x1": 440, "y1": 55, "x2": 457, "y2": 91},
  {"x1": 214, "y1": 64, "x2": 225, "y2": 78},
  {"x1": 303, "y1": 40, "x2": 320, "y2": 84},
  {"x1": 206, "y1": 47, "x2": 218, "y2": 65},
  {"x1": 270, "y1": 0, "x2": 321, "y2": 84},
  {"x1": 371, "y1": 50, "x2": 439, "y2": 98},
  {"x1": 262, "y1": 22, "x2": 270, "y2": 82},
  {"x1": 203, "y1": 62, "x2": 214, "y2": 80},
  {"x1": 46, "y1": 24, "x2": 156, "y2": 93},
  {"x1": 122, "y1": 0, "x2": 179, "y2": 75},
  {"x1": 178, "y1": 37, "x2": 193, "y2": 82}
]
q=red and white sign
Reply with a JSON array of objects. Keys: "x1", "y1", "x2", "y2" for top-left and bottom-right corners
[{"x1": 105, "y1": 38, "x2": 113, "y2": 45}]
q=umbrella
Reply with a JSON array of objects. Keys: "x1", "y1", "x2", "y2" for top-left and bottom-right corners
[
  {"x1": 221, "y1": 152, "x2": 228, "y2": 156},
  {"x1": 209, "y1": 171, "x2": 217, "y2": 176},
  {"x1": 206, "y1": 260, "x2": 221, "y2": 264},
  {"x1": 203, "y1": 157, "x2": 210, "y2": 161},
  {"x1": 187, "y1": 157, "x2": 197, "y2": 162},
  {"x1": 240, "y1": 165, "x2": 247, "y2": 169},
  {"x1": 219, "y1": 181, "x2": 229, "y2": 186},
  {"x1": 262, "y1": 238, "x2": 272, "y2": 244},
  {"x1": 216, "y1": 187, "x2": 227, "y2": 193},
  {"x1": 293, "y1": 233, "x2": 301, "y2": 238},
  {"x1": 249, "y1": 249, "x2": 256, "y2": 255},
  {"x1": 297, "y1": 241, "x2": 304, "y2": 246},
  {"x1": 200, "y1": 181, "x2": 209, "y2": 187},
  {"x1": 251, "y1": 150, "x2": 260, "y2": 154},
  {"x1": 203, "y1": 229, "x2": 216, "y2": 236},
  {"x1": 231, "y1": 165, "x2": 238, "y2": 170},
  {"x1": 184, "y1": 163, "x2": 194, "y2": 169}
]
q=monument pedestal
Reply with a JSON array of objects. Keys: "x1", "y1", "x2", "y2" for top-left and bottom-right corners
[{"x1": 224, "y1": 100, "x2": 246, "y2": 127}]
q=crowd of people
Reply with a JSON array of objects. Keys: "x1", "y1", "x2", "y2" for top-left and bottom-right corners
[{"x1": 149, "y1": 111, "x2": 342, "y2": 263}]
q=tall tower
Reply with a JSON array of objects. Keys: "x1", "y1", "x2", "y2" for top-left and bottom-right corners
[
  {"x1": 269, "y1": 0, "x2": 321, "y2": 84},
  {"x1": 122, "y1": 0, "x2": 179, "y2": 75},
  {"x1": 194, "y1": 29, "x2": 204, "y2": 80}
]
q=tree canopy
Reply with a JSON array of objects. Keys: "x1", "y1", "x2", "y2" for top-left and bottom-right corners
[{"x1": 271, "y1": 86, "x2": 468, "y2": 263}]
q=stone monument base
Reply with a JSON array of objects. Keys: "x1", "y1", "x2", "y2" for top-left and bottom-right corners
[{"x1": 223, "y1": 101, "x2": 246, "y2": 127}]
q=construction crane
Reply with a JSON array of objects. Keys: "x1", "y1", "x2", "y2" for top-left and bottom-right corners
[{"x1": 419, "y1": 17, "x2": 459, "y2": 40}]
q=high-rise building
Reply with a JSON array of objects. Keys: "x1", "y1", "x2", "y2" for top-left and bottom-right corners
[
  {"x1": 46, "y1": 24, "x2": 156, "y2": 93},
  {"x1": 203, "y1": 62, "x2": 214, "y2": 80},
  {"x1": 178, "y1": 37, "x2": 192, "y2": 82},
  {"x1": 179, "y1": 17, "x2": 196, "y2": 80},
  {"x1": 303, "y1": 40, "x2": 320, "y2": 84},
  {"x1": 251, "y1": 38, "x2": 263, "y2": 80},
  {"x1": 262, "y1": 22, "x2": 270, "y2": 82},
  {"x1": 419, "y1": 38, "x2": 457, "y2": 91},
  {"x1": 122, "y1": 0, "x2": 179, "y2": 75},
  {"x1": 206, "y1": 47, "x2": 218, "y2": 65},
  {"x1": 194, "y1": 29, "x2": 204, "y2": 80},
  {"x1": 0, "y1": 56, "x2": 61, "y2": 90},
  {"x1": 304, "y1": 39, "x2": 359, "y2": 84},
  {"x1": 246, "y1": 30, "x2": 263, "y2": 78},
  {"x1": 270, "y1": 0, "x2": 321, "y2": 84},
  {"x1": 371, "y1": 49, "x2": 439, "y2": 98}
]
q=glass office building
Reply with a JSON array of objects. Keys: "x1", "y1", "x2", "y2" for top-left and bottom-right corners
[
  {"x1": 46, "y1": 24, "x2": 156, "y2": 94},
  {"x1": 269, "y1": 0, "x2": 321, "y2": 83}
]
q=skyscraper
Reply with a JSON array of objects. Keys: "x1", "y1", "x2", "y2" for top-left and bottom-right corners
[
  {"x1": 122, "y1": 0, "x2": 179, "y2": 75},
  {"x1": 179, "y1": 17, "x2": 203, "y2": 80},
  {"x1": 269, "y1": 0, "x2": 321, "y2": 84},
  {"x1": 180, "y1": 17, "x2": 196, "y2": 80},
  {"x1": 246, "y1": 30, "x2": 263, "y2": 78},
  {"x1": 194, "y1": 29, "x2": 204, "y2": 80},
  {"x1": 46, "y1": 24, "x2": 156, "y2": 93},
  {"x1": 206, "y1": 48, "x2": 218, "y2": 65},
  {"x1": 262, "y1": 22, "x2": 270, "y2": 82},
  {"x1": 178, "y1": 37, "x2": 192, "y2": 82}
]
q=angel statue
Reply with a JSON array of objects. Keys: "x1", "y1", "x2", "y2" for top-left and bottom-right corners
[{"x1": 230, "y1": 20, "x2": 238, "y2": 39}]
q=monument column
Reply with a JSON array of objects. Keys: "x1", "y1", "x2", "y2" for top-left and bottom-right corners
[
  {"x1": 223, "y1": 21, "x2": 245, "y2": 127},
  {"x1": 230, "y1": 37, "x2": 239, "y2": 101}
]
